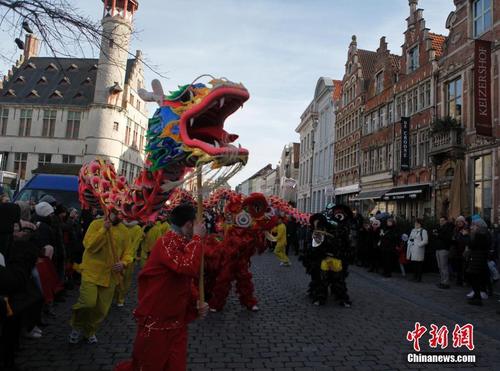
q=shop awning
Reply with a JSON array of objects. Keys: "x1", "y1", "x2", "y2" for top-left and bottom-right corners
[
  {"x1": 334, "y1": 184, "x2": 360, "y2": 196},
  {"x1": 352, "y1": 189, "x2": 389, "y2": 201},
  {"x1": 383, "y1": 184, "x2": 431, "y2": 200}
]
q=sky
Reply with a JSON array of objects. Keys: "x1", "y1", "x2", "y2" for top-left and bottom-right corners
[{"x1": 0, "y1": 0, "x2": 455, "y2": 187}]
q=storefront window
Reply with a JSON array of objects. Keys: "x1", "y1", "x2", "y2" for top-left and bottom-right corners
[{"x1": 474, "y1": 154, "x2": 492, "y2": 220}]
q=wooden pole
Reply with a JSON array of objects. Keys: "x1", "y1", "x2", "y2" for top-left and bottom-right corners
[{"x1": 197, "y1": 165, "x2": 205, "y2": 304}]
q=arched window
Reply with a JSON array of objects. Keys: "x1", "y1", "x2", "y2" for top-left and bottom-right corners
[{"x1": 445, "y1": 168, "x2": 454, "y2": 177}]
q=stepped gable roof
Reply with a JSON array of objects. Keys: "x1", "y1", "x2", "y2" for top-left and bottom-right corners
[
  {"x1": 429, "y1": 33, "x2": 446, "y2": 58},
  {"x1": 332, "y1": 80, "x2": 342, "y2": 101},
  {"x1": 357, "y1": 49, "x2": 378, "y2": 80}
]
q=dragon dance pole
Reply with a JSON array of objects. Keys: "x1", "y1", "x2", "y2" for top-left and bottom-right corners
[{"x1": 196, "y1": 165, "x2": 205, "y2": 304}]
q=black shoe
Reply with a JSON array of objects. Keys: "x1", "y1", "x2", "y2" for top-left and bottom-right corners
[
  {"x1": 467, "y1": 298, "x2": 483, "y2": 306},
  {"x1": 437, "y1": 283, "x2": 450, "y2": 289}
]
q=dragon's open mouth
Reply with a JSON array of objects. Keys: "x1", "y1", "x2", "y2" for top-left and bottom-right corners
[{"x1": 179, "y1": 84, "x2": 250, "y2": 158}]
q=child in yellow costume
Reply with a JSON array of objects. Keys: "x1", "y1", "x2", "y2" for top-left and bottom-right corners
[
  {"x1": 114, "y1": 221, "x2": 144, "y2": 307},
  {"x1": 140, "y1": 221, "x2": 170, "y2": 267},
  {"x1": 69, "y1": 214, "x2": 133, "y2": 344},
  {"x1": 272, "y1": 219, "x2": 290, "y2": 267}
]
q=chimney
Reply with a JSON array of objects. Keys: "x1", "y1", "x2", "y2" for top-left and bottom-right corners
[
  {"x1": 24, "y1": 34, "x2": 40, "y2": 60},
  {"x1": 409, "y1": 0, "x2": 418, "y2": 16}
]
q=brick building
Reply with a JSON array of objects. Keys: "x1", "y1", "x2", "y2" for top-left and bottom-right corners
[
  {"x1": 433, "y1": 0, "x2": 500, "y2": 222},
  {"x1": 334, "y1": 36, "x2": 377, "y2": 204},
  {"x1": 388, "y1": 0, "x2": 444, "y2": 219},
  {"x1": 357, "y1": 37, "x2": 401, "y2": 214}
]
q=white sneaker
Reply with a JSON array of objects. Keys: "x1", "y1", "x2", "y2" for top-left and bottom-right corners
[
  {"x1": 466, "y1": 291, "x2": 474, "y2": 298},
  {"x1": 480, "y1": 292, "x2": 488, "y2": 300},
  {"x1": 209, "y1": 308, "x2": 217, "y2": 313},
  {"x1": 117, "y1": 303, "x2": 124, "y2": 307},
  {"x1": 87, "y1": 335, "x2": 98, "y2": 344},
  {"x1": 24, "y1": 329, "x2": 42, "y2": 339},
  {"x1": 32, "y1": 326, "x2": 43, "y2": 335},
  {"x1": 251, "y1": 305, "x2": 259, "y2": 312},
  {"x1": 68, "y1": 329, "x2": 82, "y2": 344}
]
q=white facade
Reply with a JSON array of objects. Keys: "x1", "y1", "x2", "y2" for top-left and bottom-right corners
[
  {"x1": 0, "y1": 0, "x2": 148, "y2": 183},
  {"x1": 296, "y1": 77, "x2": 338, "y2": 213}
]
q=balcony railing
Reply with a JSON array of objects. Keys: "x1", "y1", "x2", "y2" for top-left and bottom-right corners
[{"x1": 429, "y1": 127, "x2": 465, "y2": 158}]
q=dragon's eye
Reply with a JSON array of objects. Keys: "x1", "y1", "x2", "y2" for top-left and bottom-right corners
[
  {"x1": 235, "y1": 211, "x2": 252, "y2": 228},
  {"x1": 179, "y1": 88, "x2": 193, "y2": 103}
]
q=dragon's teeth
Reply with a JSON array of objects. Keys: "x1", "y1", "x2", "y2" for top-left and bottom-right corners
[
  {"x1": 190, "y1": 118, "x2": 195, "y2": 127},
  {"x1": 219, "y1": 98, "x2": 225, "y2": 108}
]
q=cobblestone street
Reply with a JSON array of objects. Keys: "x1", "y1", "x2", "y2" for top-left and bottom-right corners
[{"x1": 16, "y1": 252, "x2": 500, "y2": 371}]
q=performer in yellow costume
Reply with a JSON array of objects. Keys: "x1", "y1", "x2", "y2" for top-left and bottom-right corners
[
  {"x1": 272, "y1": 218, "x2": 290, "y2": 267},
  {"x1": 114, "y1": 221, "x2": 144, "y2": 307},
  {"x1": 69, "y1": 213, "x2": 133, "y2": 344},
  {"x1": 140, "y1": 220, "x2": 170, "y2": 267}
]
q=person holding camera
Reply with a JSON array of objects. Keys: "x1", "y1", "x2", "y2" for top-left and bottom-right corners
[{"x1": 406, "y1": 218, "x2": 428, "y2": 282}]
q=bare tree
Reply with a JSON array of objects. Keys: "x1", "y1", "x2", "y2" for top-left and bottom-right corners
[
  {"x1": 0, "y1": 0, "x2": 167, "y2": 78},
  {"x1": 0, "y1": 0, "x2": 103, "y2": 59}
]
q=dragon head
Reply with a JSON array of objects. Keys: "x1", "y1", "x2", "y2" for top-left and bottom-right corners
[{"x1": 140, "y1": 77, "x2": 250, "y2": 176}]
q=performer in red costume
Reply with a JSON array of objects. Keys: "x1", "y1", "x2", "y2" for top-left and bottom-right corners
[
  {"x1": 114, "y1": 204, "x2": 209, "y2": 371},
  {"x1": 208, "y1": 193, "x2": 271, "y2": 312}
]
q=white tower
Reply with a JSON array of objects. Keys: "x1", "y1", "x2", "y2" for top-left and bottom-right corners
[
  {"x1": 84, "y1": 0, "x2": 140, "y2": 166},
  {"x1": 94, "y1": 0, "x2": 138, "y2": 105}
]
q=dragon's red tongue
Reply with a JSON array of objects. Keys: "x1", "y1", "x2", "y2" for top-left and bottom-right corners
[{"x1": 190, "y1": 126, "x2": 238, "y2": 143}]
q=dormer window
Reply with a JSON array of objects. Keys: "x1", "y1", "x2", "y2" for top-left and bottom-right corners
[
  {"x1": 67, "y1": 63, "x2": 78, "y2": 71},
  {"x1": 473, "y1": 0, "x2": 492, "y2": 38},
  {"x1": 24, "y1": 62, "x2": 36, "y2": 70},
  {"x1": 50, "y1": 90, "x2": 63, "y2": 98},
  {"x1": 4, "y1": 89, "x2": 16, "y2": 97},
  {"x1": 27, "y1": 90, "x2": 39, "y2": 98},
  {"x1": 375, "y1": 71, "x2": 384, "y2": 94},
  {"x1": 408, "y1": 46, "x2": 419, "y2": 73},
  {"x1": 37, "y1": 76, "x2": 48, "y2": 84},
  {"x1": 46, "y1": 63, "x2": 58, "y2": 71},
  {"x1": 89, "y1": 64, "x2": 98, "y2": 72},
  {"x1": 15, "y1": 76, "x2": 26, "y2": 83},
  {"x1": 81, "y1": 77, "x2": 92, "y2": 85},
  {"x1": 73, "y1": 91, "x2": 84, "y2": 99},
  {"x1": 59, "y1": 76, "x2": 70, "y2": 85}
]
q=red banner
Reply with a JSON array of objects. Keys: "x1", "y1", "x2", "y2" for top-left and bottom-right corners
[{"x1": 474, "y1": 40, "x2": 492, "y2": 137}]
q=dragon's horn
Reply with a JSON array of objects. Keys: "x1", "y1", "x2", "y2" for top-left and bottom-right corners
[{"x1": 138, "y1": 79, "x2": 165, "y2": 106}]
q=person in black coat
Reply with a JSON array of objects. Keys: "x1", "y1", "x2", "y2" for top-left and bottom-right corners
[
  {"x1": 466, "y1": 217, "x2": 491, "y2": 306},
  {"x1": 380, "y1": 218, "x2": 399, "y2": 277},
  {"x1": 0, "y1": 203, "x2": 21, "y2": 262},
  {"x1": 1, "y1": 209, "x2": 42, "y2": 371},
  {"x1": 286, "y1": 217, "x2": 299, "y2": 256},
  {"x1": 357, "y1": 220, "x2": 372, "y2": 267},
  {"x1": 299, "y1": 214, "x2": 327, "y2": 304}
]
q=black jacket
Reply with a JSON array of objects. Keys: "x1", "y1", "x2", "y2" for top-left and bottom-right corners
[
  {"x1": 434, "y1": 222, "x2": 454, "y2": 250},
  {"x1": 466, "y1": 232, "x2": 490, "y2": 274}
]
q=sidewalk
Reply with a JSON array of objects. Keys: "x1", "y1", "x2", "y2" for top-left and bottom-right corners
[{"x1": 350, "y1": 265, "x2": 500, "y2": 342}]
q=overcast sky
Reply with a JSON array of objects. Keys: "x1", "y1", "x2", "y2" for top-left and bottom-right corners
[{"x1": 0, "y1": 0, "x2": 455, "y2": 187}]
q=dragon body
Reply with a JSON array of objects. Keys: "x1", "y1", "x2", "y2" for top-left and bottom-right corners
[{"x1": 79, "y1": 76, "x2": 311, "y2": 312}]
